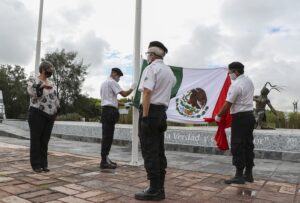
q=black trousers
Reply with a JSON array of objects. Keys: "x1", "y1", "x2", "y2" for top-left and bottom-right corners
[
  {"x1": 139, "y1": 104, "x2": 167, "y2": 181},
  {"x1": 231, "y1": 111, "x2": 256, "y2": 169},
  {"x1": 101, "y1": 106, "x2": 119, "y2": 158},
  {"x1": 28, "y1": 108, "x2": 54, "y2": 169}
]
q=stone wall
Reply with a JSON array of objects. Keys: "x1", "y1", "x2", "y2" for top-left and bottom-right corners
[{"x1": 3, "y1": 120, "x2": 300, "y2": 162}]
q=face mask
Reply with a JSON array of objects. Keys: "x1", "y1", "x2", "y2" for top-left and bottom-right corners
[
  {"x1": 229, "y1": 73, "x2": 237, "y2": 80},
  {"x1": 147, "y1": 55, "x2": 152, "y2": 64},
  {"x1": 45, "y1": 71, "x2": 53, "y2": 78},
  {"x1": 114, "y1": 76, "x2": 120, "y2": 82}
]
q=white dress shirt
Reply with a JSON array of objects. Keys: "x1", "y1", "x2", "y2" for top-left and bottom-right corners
[
  {"x1": 100, "y1": 77, "x2": 122, "y2": 108},
  {"x1": 138, "y1": 59, "x2": 177, "y2": 107},
  {"x1": 226, "y1": 74, "x2": 254, "y2": 114}
]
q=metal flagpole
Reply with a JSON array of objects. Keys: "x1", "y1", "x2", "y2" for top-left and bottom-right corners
[
  {"x1": 130, "y1": 0, "x2": 142, "y2": 166},
  {"x1": 34, "y1": 0, "x2": 44, "y2": 76}
]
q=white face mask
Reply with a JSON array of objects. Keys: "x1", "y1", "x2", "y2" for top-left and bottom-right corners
[
  {"x1": 114, "y1": 76, "x2": 120, "y2": 82},
  {"x1": 147, "y1": 54, "x2": 153, "y2": 64},
  {"x1": 229, "y1": 73, "x2": 237, "y2": 80}
]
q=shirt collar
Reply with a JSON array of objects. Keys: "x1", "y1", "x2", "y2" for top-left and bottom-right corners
[
  {"x1": 235, "y1": 74, "x2": 245, "y2": 81},
  {"x1": 151, "y1": 59, "x2": 164, "y2": 64}
]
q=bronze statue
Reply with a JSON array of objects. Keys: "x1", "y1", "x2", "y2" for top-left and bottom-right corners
[{"x1": 253, "y1": 82, "x2": 283, "y2": 129}]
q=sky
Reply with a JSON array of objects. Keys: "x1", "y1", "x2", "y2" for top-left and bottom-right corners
[{"x1": 0, "y1": 0, "x2": 300, "y2": 112}]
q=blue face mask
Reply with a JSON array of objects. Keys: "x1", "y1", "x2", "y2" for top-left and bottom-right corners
[{"x1": 114, "y1": 76, "x2": 120, "y2": 82}]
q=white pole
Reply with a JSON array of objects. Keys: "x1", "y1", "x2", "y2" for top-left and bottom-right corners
[
  {"x1": 130, "y1": 0, "x2": 142, "y2": 166},
  {"x1": 34, "y1": 0, "x2": 44, "y2": 76}
]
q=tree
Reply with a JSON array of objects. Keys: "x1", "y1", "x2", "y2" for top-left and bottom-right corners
[
  {"x1": 288, "y1": 112, "x2": 300, "y2": 129},
  {"x1": 42, "y1": 49, "x2": 88, "y2": 113},
  {"x1": 0, "y1": 65, "x2": 29, "y2": 118},
  {"x1": 72, "y1": 95, "x2": 101, "y2": 121}
]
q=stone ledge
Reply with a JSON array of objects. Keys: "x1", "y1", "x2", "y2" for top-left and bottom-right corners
[{"x1": 1, "y1": 120, "x2": 300, "y2": 162}]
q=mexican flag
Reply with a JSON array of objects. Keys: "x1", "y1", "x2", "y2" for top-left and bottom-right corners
[{"x1": 133, "y1": 60, "x2": 231, "y2": 124}]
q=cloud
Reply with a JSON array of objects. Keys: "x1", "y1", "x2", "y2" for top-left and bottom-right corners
[
  {"x1": 55, "y1": 31, "x2": 109, "y2": 74},
  {"x1": 169, "y1": 0, "x2": 300, "y2": 111},
  {"x1": 59, "y1": 1, "x2": 94, "y2": 24},
  {"x1": 170, "y1": 25, "x2": 223, "y2": 68},
  {"x1": 0, "y1": 0, "x2": 35, "y2": 65}
]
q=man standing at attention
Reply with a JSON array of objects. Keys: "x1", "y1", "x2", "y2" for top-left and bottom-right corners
[
  {"x1": 135, "y1": 41, "x2": 176, "y2": 201},
  {"x1": 215, "y1": 62, "x2": 255, "y2": 184},
  {"x1": 100, "y1": 67, "x2": 136, "y2": 169}
]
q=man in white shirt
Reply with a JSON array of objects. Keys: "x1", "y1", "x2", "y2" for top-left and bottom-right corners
[
  {"x1": 135, "y1": 41, "x2": 176, "y2": 201},
  {"x1": 215, "y1": 62, "x2": 255, "y2": 184},
  {"x1": 100, "y1": 67, "x2": 136, "y2": 169}
]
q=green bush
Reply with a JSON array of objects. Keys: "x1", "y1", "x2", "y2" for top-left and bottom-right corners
[{"x1": 56, "y1": 113, "x2": 82, "y2": 121}]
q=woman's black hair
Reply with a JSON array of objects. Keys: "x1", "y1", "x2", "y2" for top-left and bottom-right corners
[{"x1": 39, "y1": 61, "x2": 53, "y2": 73}]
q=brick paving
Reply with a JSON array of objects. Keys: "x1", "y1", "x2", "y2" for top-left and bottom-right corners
[{"x1": 0, "y1": 143, "x2": 299, "y2": 203}]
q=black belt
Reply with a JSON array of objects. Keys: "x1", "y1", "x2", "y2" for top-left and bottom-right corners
[
  {"x1": 232, "y1": 111, "x2": 253, "y2": 117},
  {"x1": 139, "y1": 104, "x2": 166, "y2": 111},
  {"x1": 102, "y1": 106, "x2": 118, "y2": 110}
]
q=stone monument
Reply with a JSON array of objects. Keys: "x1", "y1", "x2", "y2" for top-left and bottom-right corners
[{"x1": 293, "y1": 100, "x2": 298, "y2": 113}]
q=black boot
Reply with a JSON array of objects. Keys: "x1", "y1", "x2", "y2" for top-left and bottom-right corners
[
  {"x1": 42, "y1": 167, "x2": 50, "y2": 172},
  {"x1": 106, "y1": 156, "x2": 117, "y2": 167},
  {"x1": 135, "y1": 179, "x2": 165, "y2": 201},
  {"x1": 33, "y1": 168, "x2": 43, "y2": 173},
  {"x1": 224, "y1": 167, "x2": 245, "y2": 184},
  {"x1": 159, "y1": 174, "x2": 166, "y2": 195},
  {"x1": 100, "y1": 156, "x2": 116, "y2": 169},
  {"x1": 244, "y1": 167, "x2": 254, "y2": 183}
]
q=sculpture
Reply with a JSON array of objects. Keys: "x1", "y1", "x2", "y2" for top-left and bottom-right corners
[
  {"x1": 293, "y1": 100, "x2": 298, "y2": 113},
  {"x1": 253, "y1": 82, "x2": 283, "y2": 129}
]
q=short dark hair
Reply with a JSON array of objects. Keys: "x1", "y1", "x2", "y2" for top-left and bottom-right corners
[
  {"x1": 228, "y1": 61, "x2": 244, "y2": 74},
  {"x1": 39, "y1": 61, "x2": 53, "y2": 73}
]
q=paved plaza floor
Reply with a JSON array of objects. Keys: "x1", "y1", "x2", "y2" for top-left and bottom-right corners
[
  {"x1": 1, "y1": 123, "x2": 300, "y2": 202},
  {"x1": 0, "y1": 141, "x2": 299, "y2": 203}
]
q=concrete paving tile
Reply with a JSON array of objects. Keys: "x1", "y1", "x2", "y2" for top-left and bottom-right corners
[
  {"x1": 278, "y1": 185, "x2": 297, "y2": 194},
  {"x1": 29, "y1": 192, "x2": 67, "y2": 203},
  {"x1": 87, "y1": 192, "x2": 121, "y2": 202},
  {"x1": 0, "y1": 190, "x2": 10, "y2": 199},
  {"x1": 64, "y1": 184, "x2": 88, "y2": 192},
  {"x1": 19, "y1": 190, "x2": 52, "y2": 199},
  {"x1": 58, "y1": 196, "x2": 92, "y2": 203},
  {"x1": 256, "y1": 190, "x2": 295, "y2": 203},
  {"x1": 0, "y1": 178, "x2": 14, "y2": 183},
  {"x1": 75, "y1": 190, "x2": 106, "y2": 199},
  {"x1": 216, "y1": 186, "x2": 256, "y2": 202},
  {"x1": 2, "y1": 196, "x2": 31, "y2": 203},
  {"x1": 50, "y1": 186, "x2": 80, "y2": 195}
]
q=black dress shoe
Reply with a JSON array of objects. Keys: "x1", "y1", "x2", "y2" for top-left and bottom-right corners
[
  {"x1": 42, "y1": 167, "x2": 50, "y2": 172},
  {"x1": 33, "y1": 168, "x2": 43, "y2": 173},
  {"x1": 100, "y1": 162, "x2": 117, "y2": 169},
  {"x1": 135, "y1": 187, "x2": 165, "y2": 201},
  {"x1": 224, "y1": 176, "x2": 245, "y2": 184}
]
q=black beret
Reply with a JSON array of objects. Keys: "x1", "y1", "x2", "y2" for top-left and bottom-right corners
[
  {"x1": 228, "y1": 61, "x2": 244, "y2": 70},
  {"x1": 148, "y1": 41, "x2": 168, "y2": 54},
  {"x1": 111, "y1": 67, "x2": 123, "y2": 76}
]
